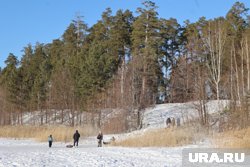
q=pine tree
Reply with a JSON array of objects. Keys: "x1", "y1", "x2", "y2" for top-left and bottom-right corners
[
  {"x1": 1, "y1": 53, "x2": 19, "y2": 105},
  {"x1": 159, "y1": 18, "x2": 183, "y2": 102},
  {"x1": 111, "y1": 9, "x2": 134, "y2": 106},
  {"x1": 19, "y1": 44, "x2": 34, "y2": 109},
  {"x1": 77, "y1": 9, "x2": 117, "y2": 101},
  {"x1": 29, "y1": 44, "x2": 49, "y2": 111},
  {"x1": 131, "y1": 0, "x2": 162, "y2": 108}
]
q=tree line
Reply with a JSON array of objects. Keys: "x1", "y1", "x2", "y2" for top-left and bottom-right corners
[{"x1": 0, "y1": 1, "x2": 249, "y2": 128}]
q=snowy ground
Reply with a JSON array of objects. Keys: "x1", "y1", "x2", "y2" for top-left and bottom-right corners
[
  {"x1": 0, "y1": 137, "x2": 193, "y2": 167},
  {"x1": 0, "y1": 101, "x2": 227, "y2": 167}
]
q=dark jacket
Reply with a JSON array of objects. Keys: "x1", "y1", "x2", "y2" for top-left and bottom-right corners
[
  {"x1": 97, "y1": 133, "x2": 103, "y2": 140},
  {"x1": 73, "y1": 131, "x2": 80, "y2": 141},
  {"x1": 166, "y1": 118, "x2": 171, "y2": 124}
]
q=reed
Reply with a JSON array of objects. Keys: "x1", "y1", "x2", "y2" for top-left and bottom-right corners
[
  {"x1": 113, "y1": 126, "x2": 203, "y2": 147},
  {"x1": 0, "y1": 125, "x2": 97, "y2": 142},
  {"x1": 212, "y1": 127, "x2": 250, "y2": 148}
]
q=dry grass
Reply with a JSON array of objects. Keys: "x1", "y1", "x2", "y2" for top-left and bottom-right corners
[
  {"x1": 0, "y1": 125, "x2": 97, "y2": 142},
  {"x1": 212, "y1": 127, "x2": 250, "y2": 148},
  {"x1": 113, "y1": 126, "x2": 205, "y2": 147}
]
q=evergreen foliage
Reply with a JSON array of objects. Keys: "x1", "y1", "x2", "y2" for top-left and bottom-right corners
[{"x1": 0, "y1": 1, "x2": 249, "y2": 126}]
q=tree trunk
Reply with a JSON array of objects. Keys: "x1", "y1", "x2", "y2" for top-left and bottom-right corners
[
  {"x1": 245, "y1": 38, "x2": 250, "y2": 91},
  {"x1": 233, "y1": 43, "x2": 241, "y2": 104},
  {"x1": 241, "y1": 41, "x2": 245, "y2": 95},
  {"x1": 230, "y1": 45, "x2": 234, "y2": 101}
]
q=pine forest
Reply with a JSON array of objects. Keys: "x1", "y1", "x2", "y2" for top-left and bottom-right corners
[{"x1": 0, "y1": 1, "x2": 250, "y2": 133}]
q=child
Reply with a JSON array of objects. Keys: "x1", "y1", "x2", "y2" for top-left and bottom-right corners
[{"x1": 48, "y1": 134, "x2": 53, "y2": 148}]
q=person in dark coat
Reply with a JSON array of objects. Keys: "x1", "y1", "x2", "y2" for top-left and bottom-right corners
[
  {"x1": 166, "y1": 117, "x2": 171, "y2": 128},
  {"x1": 48, "y1": 134, "x2": 53, "y2": 148},
  {"x1": 73, "y1": 130, "x2": 80, "y2": 147},
  {"x1": 97, "y1": 131, "x2": 103, "y2": 147}
]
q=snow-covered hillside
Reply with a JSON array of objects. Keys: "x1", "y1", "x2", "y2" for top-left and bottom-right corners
[
  {"x1": 0, "y1": 100, "x2": 229, "y2": 167},
  {"x1": 142, "y1": 100, "x2": 229, "y2": 129}
]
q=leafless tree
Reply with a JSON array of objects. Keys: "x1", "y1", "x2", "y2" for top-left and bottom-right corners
[{"x1": 201, "y1": 19, "x2": 227, "y2": 100}]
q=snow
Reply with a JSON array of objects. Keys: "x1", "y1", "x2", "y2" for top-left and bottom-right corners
[
  {"x1": 142, "y1": 100, "x2": 229, "y2": 129},
  {"x1": 0, "y1": 138, "x2": 184, "y2": 167},
  {"x1": 0, "y1": 101, "x2": 229, "y2": 167}
]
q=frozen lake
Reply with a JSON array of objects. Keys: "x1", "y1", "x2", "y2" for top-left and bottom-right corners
[{"x1": 0, "y1": 138, "x2": 183, "y2": 167}]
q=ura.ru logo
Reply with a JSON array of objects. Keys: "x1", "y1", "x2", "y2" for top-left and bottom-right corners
[{"x1": 189, "y1": 152, "x2": 245, "y2": 163}]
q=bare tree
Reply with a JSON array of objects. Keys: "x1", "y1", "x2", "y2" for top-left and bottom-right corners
[{"x1": 202, "y1": 19, "x2": 227, "y2": 100}]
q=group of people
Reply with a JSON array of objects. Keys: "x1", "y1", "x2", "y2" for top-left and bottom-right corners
[
  {"x1": 47, "y1": 130, "x2": 103, "y2": 148},
  {"x1": 166, "y1": 117, "x2": 181, "y2": 128},
  {"x1": 48, "y1": 117, "x2": 180, "y2": 148}
]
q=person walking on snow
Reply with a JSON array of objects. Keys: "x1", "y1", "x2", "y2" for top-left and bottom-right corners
[
  {"x1": 97, "y1": 131, "x2": 103, "y2": 147},
  {"x1": 48, "y1": 134, "x2": 53, "y2": 148},
  {"x1": 73, "y1": 130, "x2": 80, "y2": 147}
]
